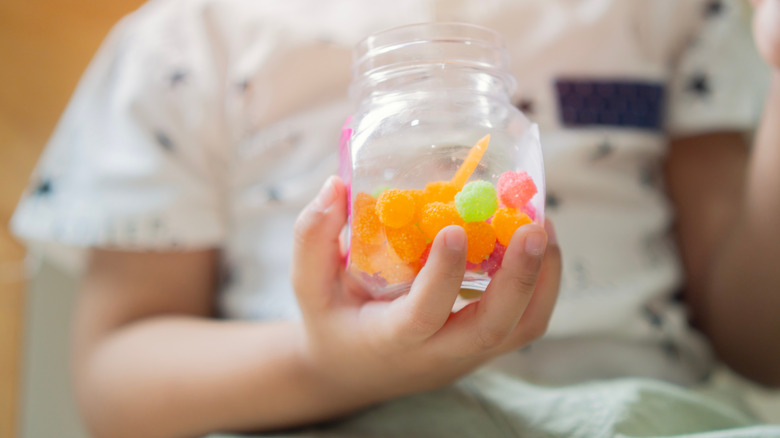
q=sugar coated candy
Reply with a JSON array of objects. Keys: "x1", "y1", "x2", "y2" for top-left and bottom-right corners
[
  {"x1": 376, "y1": 189, "x2": 416, "y2": 228},
  {"x1": 480, "y1": 243, "x2": 506, "y2": 276},
  {"x1": 497, "y1": 170, "x2": 537, "y2": 209},
  {"x1": 464, "y1": 221, "x2": 497, "y2": 264},
  {"x1": 423, "y1": 181, "x2": 459, "y2": 204},
  {"x1": 452, "y1": 134, "x2": 490, "y2": 189},
  {"x1": 454, "y1": 180, "x2": 498, "y2": 223},
  {"x1": 386, "y1": 224, "x2": 428, "y2": 263},
  {"x1": 492, "y1": 207, "x2": 532, "y2": 246},
  {"x1": 352, "y1": 193, "x2": 382, "y2": 244},
  {"x1": 420, "y1": 202, "x2": 465, "y2": 241}
]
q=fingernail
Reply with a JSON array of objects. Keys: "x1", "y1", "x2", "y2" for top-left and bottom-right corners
[
  {"x1": 312, "y1": 176, "x2": 336, "y2": 211},
  {"x1": 525, "y1": 232, "x2": 547, "y2": 256},
  {"x1": 545, "y1": 220, "x2": 557, "y2": 246},
  {"x1": 444, "y1": 226, "x2": 466, "y2": 251}
]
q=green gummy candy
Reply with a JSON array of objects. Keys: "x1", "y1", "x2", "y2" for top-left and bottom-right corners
[
  {"x1": 454, "y1": 180, "x2": 498, "y2": 222},
  {"x1": 371, "y1": 185, "x2": 394, "y2": 197}
]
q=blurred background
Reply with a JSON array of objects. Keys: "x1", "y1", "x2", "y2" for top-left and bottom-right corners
[{"x1": 1, "y1": 2, "x2": 144, "y2": 437}]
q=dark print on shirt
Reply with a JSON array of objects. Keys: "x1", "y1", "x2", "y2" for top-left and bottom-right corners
[
  {"x1": 555, "y1": 79, "x2": 665, "y2": 130},
  {"x1": 687, "y1": 73, "x2": 711, "y2": 98},
  {"x1": 31, "y1": 178, "x2": 53, "y2": 197},
  {"x1": 704, "y1": 0, "x2": 725, "y2": 18},
  {"x1": 516, "y1": 98, "x2": 536, "y2": 116},
  {"x1": 155, "y1": 130, "x2": 175, "y2": 152},
  {"x1": 590, "y1": 140, "x2": 614, "y2": 161},
  {"x1": 169, "y1": 69, "x2": 188, "y2": 88}
]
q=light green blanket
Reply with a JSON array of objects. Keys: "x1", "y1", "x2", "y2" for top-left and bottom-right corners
[{"x1": 212, "y1": 370, "x2": 780, "y2": 438}]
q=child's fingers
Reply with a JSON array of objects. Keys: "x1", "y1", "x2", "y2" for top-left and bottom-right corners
[
  {"x1": 430, "y1": 224, "x2": 547, "y2": 355},
  {"x1": 500, "y1": 220, "x2": 562, "y2": 352},
  {"x1": 380, "y1": 226, "x2": 466, "y2": 347},
  {"x1": 291, "y1": 176, "x2": 348, "y2": 312}
]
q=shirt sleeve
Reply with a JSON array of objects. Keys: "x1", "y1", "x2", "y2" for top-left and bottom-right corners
[
  {"x1": 666, "y1": 0, "x2": 771, "y2": 137},
  {"x1": 11, "y1": 0, "x2": 231, "y2": 255}
]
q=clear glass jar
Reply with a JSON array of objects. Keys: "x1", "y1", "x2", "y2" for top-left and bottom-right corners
[{"x1": 340, "y1": 22, "x2": 545, "y2": 298}]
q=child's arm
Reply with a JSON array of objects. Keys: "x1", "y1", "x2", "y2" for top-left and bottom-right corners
[
  {"x1": 666, "y1": 1, "x2": 780, "y2": 386},
  {"x1": 74, "y1": 176, "x2": 561, "y2": 438}
]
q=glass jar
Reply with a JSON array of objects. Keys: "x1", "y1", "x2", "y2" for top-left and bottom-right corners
[{"x1": 340, "y1": 22, "x2": 544, "y2": 298}]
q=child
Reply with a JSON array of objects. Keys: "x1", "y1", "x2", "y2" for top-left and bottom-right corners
[{"x1": 11, "y1": 0, "x2": 780, "y2": 437}]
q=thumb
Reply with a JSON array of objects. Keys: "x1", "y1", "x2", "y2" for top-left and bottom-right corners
[{"x1": 291, "y1": 176, "x2": 348, "y2": 311}]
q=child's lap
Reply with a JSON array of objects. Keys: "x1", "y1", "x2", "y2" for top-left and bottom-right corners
[{"x1": 211, "y1": 370, "x2": 780, "y2": 438}]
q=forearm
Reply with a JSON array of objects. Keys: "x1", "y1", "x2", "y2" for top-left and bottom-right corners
[
  {"x1": 76, "y1": 317, "x2": 377, "y2": 438},
  {"x1": 704, "y1": 72, "x2": 780, "y2": 385}
]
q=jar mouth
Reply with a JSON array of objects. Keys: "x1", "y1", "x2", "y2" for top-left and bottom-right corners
[{"x1": 352, "y1": 22, "x2": 515, "y2": 97}]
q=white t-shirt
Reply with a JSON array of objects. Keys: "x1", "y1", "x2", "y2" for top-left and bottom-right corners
[{"x1": 12, "y1": 0, "x2": 768, "y2": 385}]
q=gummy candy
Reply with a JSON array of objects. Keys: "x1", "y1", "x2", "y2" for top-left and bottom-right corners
[
  {"x1": 350, "y1": 238, "x2": 383, "y2": 274},
  {"x1": 459, "y1": 289, "x2": 484, "y2": 299},
  {"x1": 419, "y1": 244, "x2": 432, "y2": 267},
  {"x1": 420, "y1": 202, "x2": 465, "y2": 241},
  {"x1": 497, "y1": 170, "x2": 537, "y2": 209},
  {"x1": 481, "y1": 243, "x2": 506, "y2": 276},
  {"x1": 408, "y1": 189, "x2": 426, "y2": 222},
  {"x1": 376, "y1": 189, "x2": 416, "y2": 228},
  {"x1": 374, "y1": 249, "x2": 421, "y2": 284},
  {"x1": 423, "y1": 181, "x2": 459, "y2": 204},
  {"x1": 454, "y1": 180, "x2": 498, "y2": 223},
  {"x1": 386, "y1": 224, "x2": 428, "y2": 263},
  {"x1": 352, "y1": 193, "x2": 382, "y2": 244},
  {"x1": 464, "y1": 221, "x2": 497, "y2": 264},
  {"x1": 492, "y1": 207, "x2": 532, "y2": 246},
  {"x1": 452, "y1": 134, "x2": 490, "y2": 189}
]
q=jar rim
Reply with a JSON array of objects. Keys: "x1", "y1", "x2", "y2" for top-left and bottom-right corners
[
  {"x1": 354, "y1": 22, "x2": 506, "y2": 65},
  {"x1": 351, "y1": 22, "x2": 515, "y2": 98}
]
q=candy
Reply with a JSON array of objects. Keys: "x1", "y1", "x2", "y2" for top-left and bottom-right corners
[
  {"x1": 464, "y1": 221, "x2": 497, "y2": 264},
  {"x1": 419, "y1": 244, "x2": 432, "y2": 267},
  {"x1": 492, "y1": 207, "x2": 533, "y2": 246},
  {"x1": 459, "y1": 289, "x2": 484, "y2": 299},
  {"x1": 452, "y1": 134, "x2": 491, "y2": 189},
  {"x1": 423, "y1": 180, "x2": 459, "y2": 204},
  {"x1": 497, "y1": 170, "x2": 537, "y2": 209},
  {"x1": 352, "y1": 193, "x2": 382, "y2": 244},
  {"x1": 350, "y1": 238, "x2": 383, "y2": 274},
  {"x1": 386, "y1": 224, "x2": 428, "y2": 263},
  {"x1": 481, "y1": 243, "x2": 506, "y2": 276},
  {"x1": 374, "y1": 249, "x2": 421, "y2": 284},
  {"x1": 376, "y1": 189, "x2": 416, "y2": 228},
  {"x1": 454, "y1": 180, "x2": 498, "y2": 222},
  {"x1": 408, "y1": 189, "x2": 426, "y2": 222},
  {"x1": 420, "y1": 202, "x2": 465, "y2": 241}
]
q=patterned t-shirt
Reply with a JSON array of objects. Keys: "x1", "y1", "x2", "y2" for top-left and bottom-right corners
[{"x1": 12, "y1": 0, "x2": 768, "y2": 385}]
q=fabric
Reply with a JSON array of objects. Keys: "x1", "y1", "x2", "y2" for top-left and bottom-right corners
[
  {"x1": 11, "y1": 0, "x2": 769, "y2": 385},
  {"x1": 210, "y1": 369, "x2": 780, "y2": 438}
]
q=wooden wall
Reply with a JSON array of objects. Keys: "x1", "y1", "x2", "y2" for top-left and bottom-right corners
[{"x1": 0, "y1": 2, "x2": 146, "y2": 436}]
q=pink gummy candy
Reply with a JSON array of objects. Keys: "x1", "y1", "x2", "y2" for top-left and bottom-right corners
[
  {"x1": 497, "y1": 171, "x2": 537, "y2": 209},
  {"x1": 481, "y1": 243, "x2": 507, "y2": 277}
]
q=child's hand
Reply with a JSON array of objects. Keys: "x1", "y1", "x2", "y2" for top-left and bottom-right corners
[
  {"x1": 291, "y1": 176, "x2": 561, "y2": 404},
  {"x1": 752, "y1": 0, "x2": 780, "y2": 68}
]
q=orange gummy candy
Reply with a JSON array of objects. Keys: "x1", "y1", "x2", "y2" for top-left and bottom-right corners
[
  {"x1": 350, "y1": 237, "x2": 383, "y2": 275},
  {"x1": 492, "y1": 207, "x2": 532, "y2": 246},
  {"x1": 420, "y1": 202, "x2": 466, "y2": 241},
  {"x1": 451, "y1": 134, "x2": 490, "y2": 189},
  {"x1": 423, "y1": 181, "x2": 459, "y2": 204},
  {"x1": 371, "y1": 243, "x2": 421, "y2": 284},
  {"x1": 386, "y1": 224, "x2": 428, "y2": 263},
  {"x1": 407, "y1": 189, "x2": 425, "y2": 223},
  {"x1": 465, "y1": 221, "x2": 497, "y2": 264},
  {"x1": 376, "y1": 189, "x2": 416, "y2": 228},
  {"x1": 352, "y1": 192, "x2": 382, "y2": 244}
]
